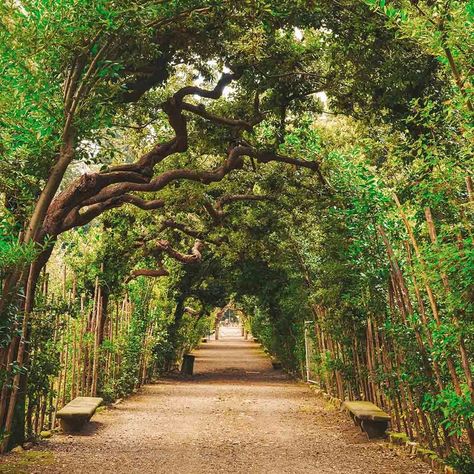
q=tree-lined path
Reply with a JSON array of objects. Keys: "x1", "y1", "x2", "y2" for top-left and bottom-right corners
[
  {"x1": 1, "y1": 1, "x2": 473, "y2": 469},
  {"x1": 13, "y1": 327, "x2": 429, "y2": 474}
]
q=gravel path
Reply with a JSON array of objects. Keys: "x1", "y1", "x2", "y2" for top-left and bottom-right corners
[{"x1": 3, "y1": 327, "x2": 431, "y2": 473}]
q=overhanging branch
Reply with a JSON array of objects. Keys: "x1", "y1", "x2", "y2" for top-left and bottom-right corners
[
  {"x1": 41, "y1": 72, "x2": 326, "y2": 240},
  {"x1": 42, "y1": 73, "x2": 243, "y2": 238},
  {"x1": 127, "y1": 268, "x2": 169, "y2": 281},
  {"x1": 127, "y1": 239, "x2": 204, "y2": 282},
  {"x1": 181, "y1": 102, "x2": 262, "y2": 132},
  {"x1": 156, "y1": 239, "x2": 204, "y2": 264}
]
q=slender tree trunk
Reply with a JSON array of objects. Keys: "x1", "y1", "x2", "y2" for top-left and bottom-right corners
[{"x1": 0, "y1": 249, "x2": 49, "y2": 451}]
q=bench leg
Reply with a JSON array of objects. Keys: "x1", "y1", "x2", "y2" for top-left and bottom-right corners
[
  {"x1": 350, "y1": 414, "x2": 364, "y2": 432},
  {"x1": 360, "y1": 420, "x2": 389, "y2": 440},
  {"x1": 59, "y1": 417, "x2": 87, "y2": 433}
]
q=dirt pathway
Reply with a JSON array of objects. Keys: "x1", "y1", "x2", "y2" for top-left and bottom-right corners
[{"x1": 2, "y1": 327, "x2": 431, "y2": 473}]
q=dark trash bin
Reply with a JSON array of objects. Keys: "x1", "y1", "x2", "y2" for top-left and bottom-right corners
[{"x1": 181, "y1": 354, "x2": 195, "y2": 375}]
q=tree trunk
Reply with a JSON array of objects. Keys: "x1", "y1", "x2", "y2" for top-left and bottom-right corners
[{"x1": 0, "y1": 246, "x2": 53, "y2": 452}]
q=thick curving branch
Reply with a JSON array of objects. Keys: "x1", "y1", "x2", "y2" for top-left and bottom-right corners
[
  {"x1": 41, "y1": 73, "x2": 241, "y2": 238},
  {"x1": 59, "y1": 195, "x2": 165, "y2": 234},
  {"x1": 121, "y1": 195, "x2": 166, "y2": 210},
  {"x1": 174, "y1": 72, "x2": 240, "y2": 104},
  {"x1": 76, "y1": 146, "x2": 321, "y2": 210},
  {"x1": 127, "y1": 238, "x2": 204, "y2": 283},
  {"x1": 127, "y1": 268, "x2": 170, "y2": 281},
  {"x1": 156, "y1": 239, "x2": 204, "y2": 264},
  {"x1": 181, "y1": 102, "x2": 262, "y2": 132}
]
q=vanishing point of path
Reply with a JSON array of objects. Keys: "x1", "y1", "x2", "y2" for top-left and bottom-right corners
[{"x1": 10, "y1": 327, "x2": 430, "y2": 474}]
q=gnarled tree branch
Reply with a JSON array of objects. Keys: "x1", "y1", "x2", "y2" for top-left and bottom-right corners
[
  {"x1": 156, "y1": 239, "x2": 204, "y2": 264},
  {"x1": 41, "y1": 72, "x2": 326, "y2": 240},
  {"x1": 60, "y1": 195, "x2": 165, "y2": 234},
  {"x1": 181, "y1": 102, "x2": 262, "y2": 132},
  {"x1": 41, "y1": 73, "x2": 242, "y2": 238},
  {"x1": 127, "y1": 239, "x2": 204, "y2": 282},
  {"x1": 76, "y1": 146, "x2": 321, "y2": 209}
]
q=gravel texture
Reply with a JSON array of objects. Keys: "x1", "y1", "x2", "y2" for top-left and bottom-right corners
[{"x1": 4, "y1": 326, "x2": 432, "y2": 473}]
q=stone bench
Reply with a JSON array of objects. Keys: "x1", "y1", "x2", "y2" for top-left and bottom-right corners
[
  {"x1": 56, "y1": 396, "x2": 103, "y2": 433},
  {"x1": 342, "y1": 400, "x2": 390, "y2": 439}
]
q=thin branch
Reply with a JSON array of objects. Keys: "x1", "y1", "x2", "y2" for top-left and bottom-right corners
[
  {"x1": 146, "y1": 6, "x2": 212, "y2": 28},
  {"x1": 161, "y1": 219, "x2": 203, "y2": 239},
  {"x1": 217, "y1": 194, "x2": 272, "y2": 209},
  {"x1": 160, "y1": 219, "x2": 226, "y2": 246},
  {"x1": 121, "y1": 195, "x2": 165, "y2": 210},
  {"x1": 181, "y1": 102, "x2": 257, "y2": 132},
  {"x1": 113, "y1": 114, "x2": 162, "y2": 130},
  {"x1": 64, "y1": 39, "x2": 113, "y2": 138}
]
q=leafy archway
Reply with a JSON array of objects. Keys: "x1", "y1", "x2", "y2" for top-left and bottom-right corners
[{"x1": 0, "y1": 1, "x2": 473, "y2": 470}]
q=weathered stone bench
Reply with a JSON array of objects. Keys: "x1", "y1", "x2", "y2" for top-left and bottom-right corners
[
  {"x1": 56, "y1": 396, "x2": 103, "y2": 433},
  {"x1": 342, "y1": 400, "x2": 390, "y2": 439}
]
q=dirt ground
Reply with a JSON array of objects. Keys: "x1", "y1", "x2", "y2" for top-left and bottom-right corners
[{"x1": 1, "y1": 327, "x2": 432, "y2": 474}]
